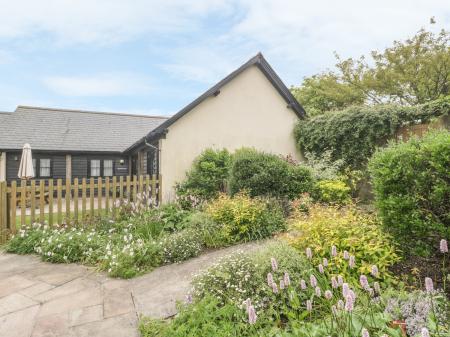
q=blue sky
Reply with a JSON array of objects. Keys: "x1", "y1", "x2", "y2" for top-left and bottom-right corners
[{"x1": 0, "y1": 0, "x2": 448, "y2": 116}]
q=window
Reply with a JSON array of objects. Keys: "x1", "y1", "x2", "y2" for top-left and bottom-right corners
[
  {"x1": 39, "y1": 159, "x2": 51, "y2": 177},
  {"x1": 104, "y1": 160, "x2": 113, "y2": 177},
  {"x1": 90, "y1": 160, "x2": 101, "y2": 177}
]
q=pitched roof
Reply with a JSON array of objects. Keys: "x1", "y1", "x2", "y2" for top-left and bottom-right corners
[
  {"x1": 126, "y1": 52, "x2": 305, "y2": 152},
  {"x1": 0, "y1": 106, "x2": 168, "y2": 152}
]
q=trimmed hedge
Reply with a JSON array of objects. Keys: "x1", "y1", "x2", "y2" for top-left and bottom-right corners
[
  {"x1": 228, "y1": 148, "x2": 313, "y2": 199},
  {"x1": 295, "y1": 96, "x2": 450, "y2": 169},
  {"x1": 369, "y1": 130, "x2": 450, "y2": 255}
]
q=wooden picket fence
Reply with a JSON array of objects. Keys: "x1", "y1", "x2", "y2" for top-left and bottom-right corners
[{"x1": 0, "y1": 175, "x2": 161, "y2": 243}]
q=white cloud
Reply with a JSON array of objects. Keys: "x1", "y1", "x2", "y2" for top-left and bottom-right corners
[
  {"x1": 0, "y1": 0, "x2": 232, "y2": 45},
  {"x1": 42, "y1": 73, "x2": 152, "y2": 96}
]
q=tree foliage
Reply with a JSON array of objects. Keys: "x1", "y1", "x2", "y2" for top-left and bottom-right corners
[{"x1": 292, "y1": 28, "x2": 450, "y2": 115}]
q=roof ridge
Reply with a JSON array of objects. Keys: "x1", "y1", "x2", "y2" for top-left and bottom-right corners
[{"x1": 16, "y1": 105, "x2": 170, "y2": 119}]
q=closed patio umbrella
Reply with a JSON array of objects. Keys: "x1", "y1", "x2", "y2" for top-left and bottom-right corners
[{"x1": 18, "y1": 143, "x2": 34, "y2": 180}]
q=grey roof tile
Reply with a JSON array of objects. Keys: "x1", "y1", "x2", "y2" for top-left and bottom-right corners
[{"x1": 0, "y1": 106, "x2": 168, "y2": 152}]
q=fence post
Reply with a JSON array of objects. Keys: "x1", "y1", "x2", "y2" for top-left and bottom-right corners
[{"x1": 0, "y1": 181, "x2": 7, "y2": 242}]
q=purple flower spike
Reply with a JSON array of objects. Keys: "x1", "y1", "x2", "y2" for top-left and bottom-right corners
[
  {"x1": 331, "y1": 245, "x2": 337, "y2": 257},
  {"x1": 280, "y1": 279, "x2": 285, "y2": 290},
  {"x1": 362, "y1": 328, "x2": 369, "y2": 337},
  {"x1": 306, "y1": 300, "x2": 312, "y2": 311},
  {"x1": 323, "y1": 258, "x2": 328, "y2": 267},
  {"x1": 271, "y1": 257, "x2": 278, "y2": 271},
  {"x1": 272, "y1": 282, "x2": 279, "y2": 294},
  {"x1": 421, "y1": 327, "x2": 430, "y2": 337},
  {"x1": 315, "y1": 286, "x2": 321, "y2": 297},
  {"x1": 248, "y1": 305, "x2": 257, "y2": 324},
  {"x1": 306, "y1": 247, "x2": 313, "y2": 259},
  {"x1": 425, "y1": 277, "x2": 434, "y2": 293},
  {"x1": 324, "y1": 290, "x2": 332, "y2": 300},
  {"x1": 342, "y1": 283, "x2": 350, "y2": 297},
  {"x1": 267, "y1": 272, "x2": 274, "y2": 287},
  {"x1": 371, "y1": 265, "x2": 379, "y2": 278},
  {"x1": 337, "y1": 275, "x2": 344, "y2": 286},
  {"x1": 300, "y1": 279, "x2": 307, "y2": 290},
  {"x1": 360, "y1": 275, "x2": 369, "y2": 290},
  {"x1": 440, "y1": 239, "x2": 448, "y2": 253},
  {"x1": 373, "y1": 281, "x2": 381, "y2": 294},
  {"x1": 318, "y1": 264, "x2": 324, "y2": 274},
  {"x1": 284, "y1": 272, "x2": 290, "y2": 287},
  {"x1": 344, "y1": 294, "x2": 354, "y2": 312},
  {"x1": 331, "y1": 276, "x2": 338, "y2": 289},
  {"x1": 343, "y1": 250, "x2": 350, "y2": 260},
  {"x1": 349, "y1": 255, "x2": 356, "y2": 269},
  {"x1": 310, "y1": 275, "x2": 317, "y2": 287}
]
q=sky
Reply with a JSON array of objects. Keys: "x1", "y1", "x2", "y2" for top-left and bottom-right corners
[{"x1": 0, "y1": 0, "x2": 448, "y2": 116}]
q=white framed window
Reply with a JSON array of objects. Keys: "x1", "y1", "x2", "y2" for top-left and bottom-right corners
[
  {"x1": 39, "y1": 159, "x2": 51, "y2": 177},
  {"x1": 103, "y1": 160, "x2": 113, "y2": 177},
  {"x1": 90, "y1": 160, "x2": 101, "y2": 177}
]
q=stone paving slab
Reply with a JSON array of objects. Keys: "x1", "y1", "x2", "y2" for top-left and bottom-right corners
[{"x1": 0, "y1": 241, "x2": 265, "y2": 337}]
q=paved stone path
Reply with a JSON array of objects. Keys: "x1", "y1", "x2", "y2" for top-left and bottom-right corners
[{"x1": 0, "y1": 242, "x2": 264, "y2": 337}]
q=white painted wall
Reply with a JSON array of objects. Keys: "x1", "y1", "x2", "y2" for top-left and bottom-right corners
[
  {"x1": 159, "y1": 65, "x2": 302, "y2": 202},
  {"x1": 0, "y1": 152, "x2": 5, "y2": 182}
]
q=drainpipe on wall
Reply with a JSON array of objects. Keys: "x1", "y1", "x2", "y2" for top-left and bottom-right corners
[{"x1": 0, "y1": 152, "x2": 5, "y2": 182}]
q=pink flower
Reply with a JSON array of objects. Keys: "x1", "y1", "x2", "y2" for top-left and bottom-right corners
[
  {"x1": 349, "y1": 255, "x2": 356, "y2": 269},
  {"x1": 315, "y1": 286, "x2": 321, "y2": 297},
  {"x1": 331, "y1": 245, "x2": 337, "y2": 257},
  {"x1": 272, "y1": 282, "x2": 279, "y2": 294},
  {"x1": 348, "y1": 289, "x2": 356, "y2": 301},
  {"x1": 306, "y1": 247, "x2": 313, "y2": 259},
  {"x1": 324, "y1": 290, "x2": 332, "y2": 300},
  {"x1": 343, "y1": 250, "x2": 350, "y2": 260},
  {"x1": 337, "y1": 275, "x2": 344, "y2": 286},
  {"x1": 337, "y1": 299, "x2": 344, "y2": 309},
  {"x1": 244, "y1": 298, "x2": 251, "y2": 310},
  {"x1": 323, "y1": 258, "x2": 329, "y2": 267},
  {"x1": 425, "y1": 277, "x2": 434, "y2": 293},
  {"x1": 310, "y1": 275, "x2": 317, "y2": 287},
  {"x1": 306, "y1": 300, "x2": 312, "y2": 311},
  {"x1": 362, "y1": 328, "x2": 369, "y2": 337},
  {"x1": 284, "y1": 272, "x2": 290, "y2": 287},
  {"x1": 248, "y1": 305, "x2": 257, "y2": 324},
  {"x1": 280, "y1": 280, "x2": 285, "y2": 290},
  {"x1": 331, "y1": 276, "x2": 338, "y2": 289},
  {"x1": 267, "y1": 273, "x2": 274, "y2": 287},
  {"x1": 318, "y1": 264, "x2": 324, "y2": 274},
  {"x1": 300, "y1": 279, "x2": 307, "y2": 290},
  {"x1": 271, "y1": 257, "x2": 278, "y2": 271},
  {"x1": 440, "y1": 239, "x2": 448, "y2": 253},
  {"x1": 344, "y1": 294, "x2": 354, "y2": 312},
  {"x1": 360, "y1": 275, "x2": 369, "y2": 290},
  {"x1": 421, "y1": 327, "x2": 430, "y2": 337},
  {"x1": 371, "y1": 265, "x2": 379, "y2": 278}
]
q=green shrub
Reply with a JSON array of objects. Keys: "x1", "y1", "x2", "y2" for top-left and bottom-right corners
[
  {"x1": 312, "y1": 179, "x2": 351, "y2": 204},
  {"x1": 205, "y1": 192, "x2": 285, "y2": 244},
  {"x1": 295, "y1": 96, "x2": 450, "y2": 169},
  {"x1": 160, "y1": 229, "x2": 204, "y2": 264},
  {"x1": 176, "y1": 148, "x2": 232, "y2": 205},
  {"x1": 228, "y1": 148, "x2": 313, "y2": 199},
  {"x1": 286, "y1": 203, "x2": 400, "y2": 285},
  {"x1": 182, "y1": 212, "x2": 224, "y2": 248},
  {"x1": 369, "y1": 130, "x2": 450, "y2": 255}
]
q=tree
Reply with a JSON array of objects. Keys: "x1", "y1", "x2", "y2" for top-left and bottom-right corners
[{"x1": 292, "y1": 28, "x2": 450, "y2": 115}]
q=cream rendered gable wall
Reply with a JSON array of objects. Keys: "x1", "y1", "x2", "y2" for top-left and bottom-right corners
[{"x1": 159, "y1": 65, "x2": 302, "y2": 202}]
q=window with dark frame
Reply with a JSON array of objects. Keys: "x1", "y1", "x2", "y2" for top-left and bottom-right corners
[
  {"x1": 32, "y1": 158, "x2": 52, "y2": 178},
  {"x1": 104, "y1": 160, "x2": 113, "y2": 177},
  {"x1": 90, "y1": 160, "x2": 101, "y2": 177}
]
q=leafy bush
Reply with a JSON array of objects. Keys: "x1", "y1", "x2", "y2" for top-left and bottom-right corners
[
  {"x1": 369, "y1": 130, "x2": 450, "y2": 255},
  {"x1": 176, "y1": 148, "x2": 232, "y2": 205},
  {"x1": 286, "y1": 203, "x2": 400, "y2": 285},
  {"x1": 303, "y1": 150, "x2": 344, "y2": 181},
  {"x1": 312, "y1": 179, "x2": 351, "y2": 204},
  {"x1": 295, "y1": 96, "x2": 450, "y2": 169},
  {"x1": 229, "y1": 148, "x2": 313, "y2": 199},
  {"x1": 205, "y1": 192, "x2": 285, "y2": 244},
  {"x1": 160, "y1": 229, "x2": 204, "y2": 264}
]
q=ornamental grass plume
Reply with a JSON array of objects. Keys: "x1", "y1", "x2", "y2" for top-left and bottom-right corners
[
  {"x1": 248, "y1": 305, "x2": 257, "y2": 324},
  {"x1": 362, "y1": 328, "x2": 369, "y2": 337},
  {"x1": 440, "y1": 239, "x2": 448, "y2": 253},
  {"x1": 371, "y1": 265, "x2": 379, "y2": 278},
  {"x1": 284, "y1": 272, "x2": 290, "y2": 287},
  {"x1": 300, "y1": 279, "x2": 307, "y2": 290},
  {"x1": 267, "y1": 272, "x2": 274, "y2": 287},
  {"x1": 310, "y1": 275, "x2": 317, "y2": 287},
  {"x1": 271, "y1": 257, "x2": 278, "y2": 271},
  {"x1": 425, "y1": 277, "x2": 434, "y2": 293},
  {"x1": 306, "y1": 247, "x2": 313, "y2": 259}
]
